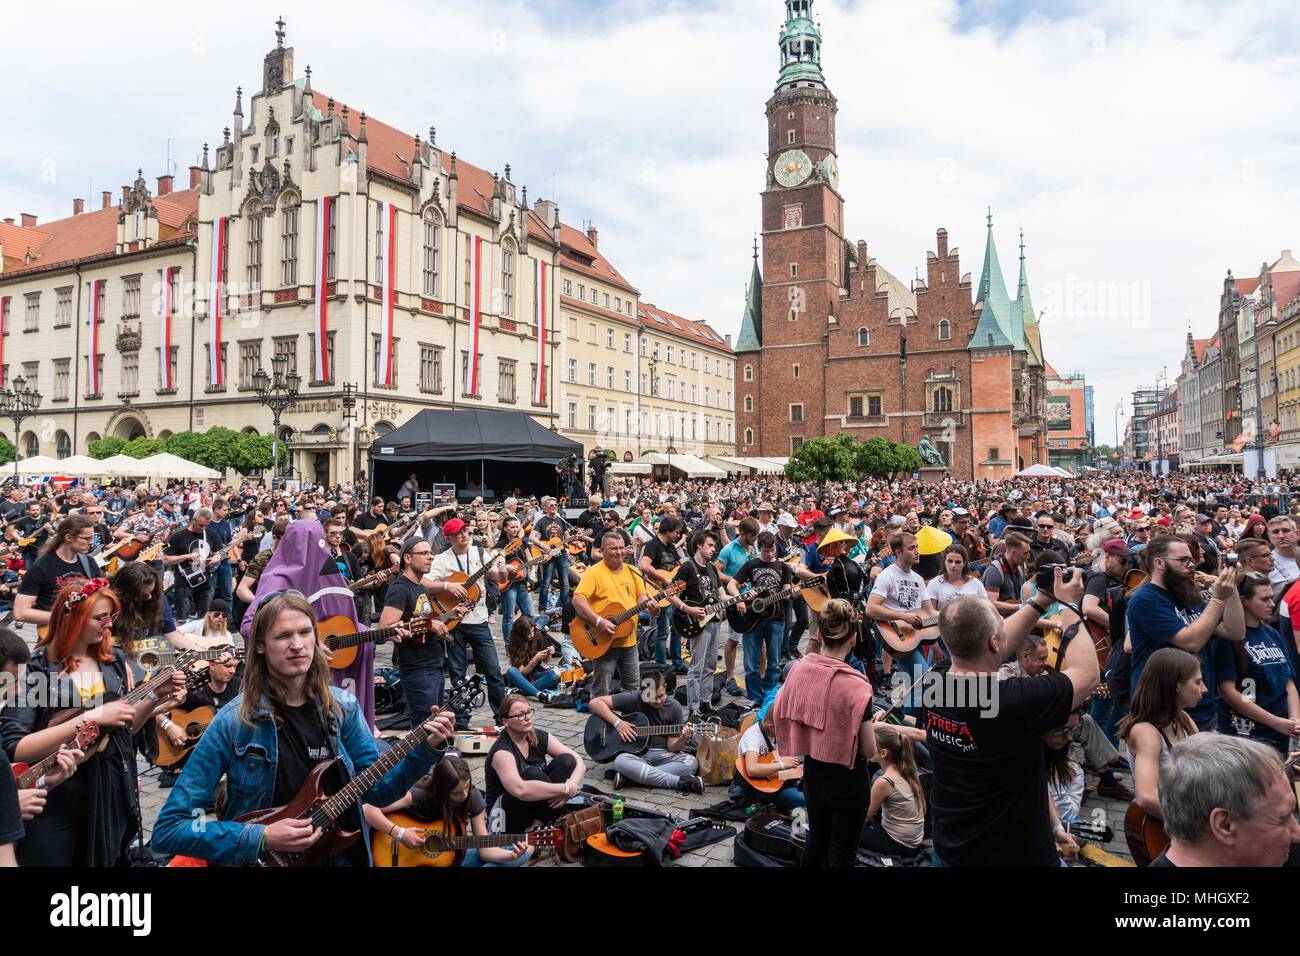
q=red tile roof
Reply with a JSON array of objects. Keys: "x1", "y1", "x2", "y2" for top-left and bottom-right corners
[
  {"x1": 1193, "y1": 337, "x2": 1211, "y2": 364},
  {"x1": 639, "y1": 301, "x2": 731, "y2": 352},
  {"x1": 1236, "y1": 277, "x2": 1260, "y2": 295},
  {"x1": 1, "y1": 188, "x2": 198, "y2": 277},
  {"x1": 310, "y1": 90, "x2": 638, "y2": 294},
  {"x1": 1272, "y1": 272, "x2": 1300, "y2": 313}
]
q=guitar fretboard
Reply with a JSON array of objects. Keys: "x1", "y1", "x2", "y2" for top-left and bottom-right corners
[{"x1": 442, "y1": 831, "x2": 553, "y2": 850}]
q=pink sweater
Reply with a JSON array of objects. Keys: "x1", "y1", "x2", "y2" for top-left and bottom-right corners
[{"x1": 772, "y1": 654, "x2": 874, "y2": 768}]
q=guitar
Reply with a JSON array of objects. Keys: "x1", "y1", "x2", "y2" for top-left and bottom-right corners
[
  {"x1": 582, "y1": 711, "x2": 720, "y2": 763},
  {"x1": 744, "y1": 812, "x2": 805, "y2": 863},
  {"x1": 321, "y1": 603, "x2": 472, "y2": 671},
  {"x1": 114, "y1": 531, "x2": 170, "y2": 561},
  {"x1": 11, "y1": 721, "x2": 101, "y2": 789},
  {"x1": 103, "y1": 541, "x2": 165, "y2": 576},
  {"x1": 48, "y1": 650, "x2": 199, "y2": 738},
  {"x1": 798, "y1": 574, "x2": 834, "y2": 613},
  {"x1": 505, "y1": 543, "x2": 563, "y2": 584},
  {"x1": 236, "y1": 676, "x2": 484, "y2": 868},
  {"x1": 1123, "y1": 802, "x2": 1170, "y2": 866},
  {"x1": 726, "y1": 579, "x2": 817, "y2": 635},
  {"x1": 155, "y1": 705, "x2": 216, "y2": 768},
  {"x1": 17, "y1": 519, "x2": 54, "y2": 549},
  {"x1": 136, "y1": 643, "x2": 243, "y2": 681},
  {"x1": 875, "y1": 616, "x2": 942, "y2": 655},
  {"x1": 429, "y1": 540, "x2": 522, "y2": 620},
  {"x1": 228, "y1": 527, "x2": 262, "y2": 562},
  {"x1": 370, "y1": 812, "x2": 562, "y2": 868},
  {"x1": 569, "y1": 581, "x2": 687, "y2": 660},
  {"x1": 349, "y1": 567, "x2": 398, "y2": 592},
  {"x1": 734, "y1": 751, "x2": 804, "y2": 794},
  {"x1": 674, "y1": 583, "x2": 774, "y2": 640}
]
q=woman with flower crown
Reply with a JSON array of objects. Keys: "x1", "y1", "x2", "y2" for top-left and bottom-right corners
[{"x1": 0, "y1": 579, "x2": 185, "y2": 866}]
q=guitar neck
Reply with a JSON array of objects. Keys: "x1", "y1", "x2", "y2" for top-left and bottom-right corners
[
  {"x1": 326, "y1": 610, "x2": 461, "y2": 651},
  {"x1": 321, "y1": 721, "x2": 436, "y2": 824},
  {"x1": 17, "y1": 749, "x2": 66, "y2": 789},
  {"x1": 446, "y1": 831, "x2": 549, "y2": 850},
  {"x1": 634, "y1": 724, "x2": 691, "y2": 737}
]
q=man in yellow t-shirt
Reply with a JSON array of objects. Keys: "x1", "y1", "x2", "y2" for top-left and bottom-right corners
[{"x1": 572, "y1": 530, "x2": 660, "y2": 697}]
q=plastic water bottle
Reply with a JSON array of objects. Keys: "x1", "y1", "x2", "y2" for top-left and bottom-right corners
[{"x1": 612, "y1": 792, "x2": 624, "y2": 823}]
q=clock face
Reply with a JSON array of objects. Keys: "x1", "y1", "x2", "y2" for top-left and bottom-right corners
[
  {"x1": 775, "y1": 149, "x2": 813, "y2": 188},
  {"x1": 822, "y1": 155, "x2": 839, "y2": 190}
]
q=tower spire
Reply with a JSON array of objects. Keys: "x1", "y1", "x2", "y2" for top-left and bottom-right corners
[{"x1": 776, "y1": 0, "x2": 826, "y2": 92}]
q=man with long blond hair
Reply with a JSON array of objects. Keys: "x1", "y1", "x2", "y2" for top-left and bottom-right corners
[{"x1": 153, "y1": 591, "x2": 455, "y2": 867}]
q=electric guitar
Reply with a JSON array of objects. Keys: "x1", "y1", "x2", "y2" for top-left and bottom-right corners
[
  {"x1": 674, "y1": 583, "x2": 773, "y2": 640},
  {"x1": 102, "y1": 542, "x2": 165, "y2": 576},
  {"x1": 582, "y1": 711, "x2": 720, "y2": 763},
  {"x1": 48, "y1": 650, "x2": 199, "y2": 737},
  {"x1": 11, "y1": 721, "x2": 100, "y2": 788},
  {"x1": 321, "y1": 602, "x2": 472, "y2": 670},
  {"x1": 726, "y1": 579, "x2": 820, "y2": 635},
  {"x1": 371, "y1": 813, "x2": 562, "y2": 868},
  {"x1": 349, "y1": 567, "x2": 398, "y2": 592},
  {"x1": 237, "y1": 676, "x2": 484, "y2": 868},
  {"x1": 569, "y1": 581, "x2": 687, "y2": 660}
]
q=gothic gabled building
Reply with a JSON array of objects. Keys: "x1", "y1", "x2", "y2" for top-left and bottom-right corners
[{"x1": 735, "y1": 0, "x2": 1049, "y2": 477}]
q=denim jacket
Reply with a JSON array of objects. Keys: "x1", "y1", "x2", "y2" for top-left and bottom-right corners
[{"x1": 152, "y1": 686, "x2": 443, "y2": 867}]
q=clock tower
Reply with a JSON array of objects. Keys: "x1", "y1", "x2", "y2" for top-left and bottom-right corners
[{"x1": 740, "y1": 0, "x2": 846, "y2": 456}]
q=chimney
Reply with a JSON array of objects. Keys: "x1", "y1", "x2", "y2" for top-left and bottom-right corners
[
  {"x1": 587, "y1": 225, "x2": 599, "y2": 248},
  {"x1": 936, "y1": 227, "x2": 949, "y2": 259},
  {"x1": 102, "y1": 191, "x2": 112, "y2": 209},
  {"x1": 157, "y1": 175, "x2": 174, "y2": 196},
  {"x1": 73, "y1": 198, "x2": 84, "y2": 216},
  {"x1": 20, "y1": 214, "x2": 36, "y2": 228},
  {"x1": 122, "y1": 186, "x2": 130, "y2": 203},
  {"x1": 2, "y1": 218, "x2": 13, "y2": 225},
  {"x1": 189, "y1": 165, "x2": 202, "y2": 190}
]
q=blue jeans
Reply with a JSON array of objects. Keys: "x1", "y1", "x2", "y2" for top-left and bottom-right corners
[
  {"x1": 499, "y1": 580, "x2": 535, "y2": 646},
  {"x1": 505, "y1": 667, "x2": 560, "y2": 697},
  {"x1": 892, "y1": 649, "x2": 926, "y2": 719},
  {"x1": 729, "y1": 778, "x2": 806, "y2": 813},
  {"x1": 784, "y1": 597, "x2": 809, "y2": 656},
  {"x1": 539, "y1": 555, "x2": 570, "y2": 612},
  {"x1": 447, "y1": 621, "x2": 506, "y2": 723},
  {"x1": 743, "y1": 620, "x2": 783, "y2": 705},
  {"x1": 206, "y1": 559, "x2": 234, "y2": 609},
  {"x1": 461, "y1": 847, "x2": 530, "y2": 868},
  {"x1": 401, "y1": 666, "x2": 446, "y2": 729},
  {"x1": 655, "y1": 607, "x2": 684, "y2": 667},
  {"x1": 1090, "y1": 693, "x2": 1124, "y2": 749}
]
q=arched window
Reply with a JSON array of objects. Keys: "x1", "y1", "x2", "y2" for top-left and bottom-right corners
[
  {"x1": 744, "y1": 396, "x2": 753, "y2": 413},
  {"x1": 281, "y1": 200, "x2": 299, "y2": 286},
  {"x1": 858, "y1": 328, "x2": 870, "y2": 347},
  {"x1": 933, "y1": 387, "x2": 954, "y2": 413},
  {"x1": 55, "y1": 431, "x2": 71, "y2": 459},
  {"x1": 423, "y1": 212, "x2": 441, "y2": 297},
  {"x1": 744, "y1": 365, "x2": 753, "y2": 382},
  {"x1": 246, "y1": 206, "x2": 263, "y2": 290},
  {"x1": 500, "y1": 241, "x2": 515, "y2": 318},
  {"x1": 744, "y1": 428, "x2": 754, "y2": 446},
  {"x1": 23, "y1": 433, "x2": 39, "y2": 459},
  {"x1": 938, "y1": 320, "x2": 951, "y2": 341}
]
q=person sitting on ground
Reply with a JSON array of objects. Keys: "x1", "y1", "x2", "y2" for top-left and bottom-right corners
[
  {"x1": 731, "y1": 700, "x2": 805, "y2": 814},
  {"x1": 484, "y1": 692, "x2": 586, "y2": 833},
  {"x1": 589, "y1": 669, "x2": 703, "y2": 795},
  {"x1": 504, "y1": 616, "x2": 561, "y2": 702},
  {"x1": 859, "y1": 724, "x2": 926, "y2": 858}
]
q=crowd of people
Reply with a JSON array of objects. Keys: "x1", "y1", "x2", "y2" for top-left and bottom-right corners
[{"x1": 1, "y1": 465, "x2": 1298, "y2": 868}]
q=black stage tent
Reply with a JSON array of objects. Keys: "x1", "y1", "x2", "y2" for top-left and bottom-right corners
[{"x1": 368, "y1": 409, "x2": 584, "y2": 503}]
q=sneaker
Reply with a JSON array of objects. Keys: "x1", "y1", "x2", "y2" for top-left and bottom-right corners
[
  {"x1": 1097, "y1": 779, "x2": 1135, "y2": 801},
  {"x1": 725, "y1": 679, "x2": 743, "y2": 697},
  {"x1": 536, "y1": 691, "x2": 552, "y2": 704},
  {"x1": 673, "y1": 663, "x2": 688, "y2": 675},
  {"x1": 612, "y1": 771, "x2": 626, "y2": 791},
  {"x1": 697, "y1": 702, "x2": 714, "y2": 716},
  {"x1": 675, "y1": 773, "x2": 705, "y2": 795}
]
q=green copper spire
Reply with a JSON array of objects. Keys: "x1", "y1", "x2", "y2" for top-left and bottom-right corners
[
  {"x1": 777, "y1": 0, "x2": 826, "y2": 92},
  {"x1": 1017, "y1": 229, "x2": 1044, "y2": 367},
  {"x1": 737, "y1": 237, "x2": 763, "y2": 352},
  {"x1": 971, "y1": 209, "x2": 1016, "y2": 350}
]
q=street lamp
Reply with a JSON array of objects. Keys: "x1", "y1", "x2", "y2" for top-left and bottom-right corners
[
  {"x1": 0, "y1": 375, "x2": 43, "y2": 480},
  {"x1": 341, "y1": 382, "x2": 358, "y2": 485},
  {"x1": 253, "y1": 356, "x2": 301, "y2": 485}
]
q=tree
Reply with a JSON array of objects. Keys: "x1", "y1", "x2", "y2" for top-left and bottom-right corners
[
  {"x1": 196, "y1": 427, "x2": 241, "y2": 472},
  {"x1": 89, "y1": 436, "x2": 127, "y2": 460},
  {"x1": 892, "y1": 442, "x2": 923, "y2": 476},
  {"x1": 785, "y1": 435, "x2": 855, "y2": 482},
  {"x1": 0, "y1": 436, "x2": 14, "y2": 465},
  {"x1": 123, "y1": 437, "x2": 164, "y2": 459},
  {"x1": 232, "y1": 432, "x2": 286, "y2": 474},
  {"x1": 163, "y1": 431, "x2": 205, "y2": 465},
  {"x1": 853, "y1": 437, "x2": 895, "y2": 479}
]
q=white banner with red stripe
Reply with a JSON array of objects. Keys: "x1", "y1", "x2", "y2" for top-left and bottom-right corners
[
  {"x1": 467, "y1": 235, "x2": 482, "y2": 395},
  {"x1": 159, "y1": 266, "x2": 175, "y2": 391},
  {"x1": 377, "y1": 201, "x2": 397, "y2": 387},
  {"x1": 534, "y1": 258, "x2": 548, "y2": 404},
  {"x1": 86, "y1": 278, "x2": 102, "y2": 395},
  {"x1": 209, "y1": 217, "x2": 227, "y2": 386},
  {"x1": 314, "y1": 196, "x2": 333, "y2": 382}
]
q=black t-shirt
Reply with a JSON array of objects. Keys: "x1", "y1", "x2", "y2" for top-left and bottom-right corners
[
  {"x1": 677, "y1": 558, "x2": 720, "y2": 608},
  {"x1": 355, "y1": 512, "x2": 387, "y2": 532},
  {"x1": 1084, "y1": 571, "x2": 1119, "y2": 606},
  {"x1": 18, "y1": 551, "x2": 95, "y2": 611},
  {"x1": 484, "y1": 729, "x2": 551, "y2": 811},
  {"x1": 533, "y1": 515, "x2": 563, "y2": 543},
  {"x1": 921, "y1": 669, "x2": 1073, "y2": 866},
  {"x1": 167, "y1": 527, "x2": 223, "y2": 575},
  {"x1": 16, "y1": 515, "x2": 49, "y2": 563},
  {"x1": 273, "y1": 702, "x2": 333, "y2": 806},
  {"x1": 408, "y1": 782, "x2": 486, "y2": 825},
  {"x1": 383, "y1": 575, "x2": 445, "y2": 670},
  {"x1": 0, "y1": 499, "x2": 23, "y2": 523},
  {"x1": 641, "y1": 537, "x2": 681, "y2": 575},
  {"x1": 183, "y1": 675, "x2": 242, "y2": 712},
  {"x1": 0, "y1": 746, "x2": 23, "y2": 847},
  {"x1": 574, "y1": 509, "x2": 603, "y2": 534},
  {"x1": 734, "y1": 558, "x2": 795, "y2": 600}
]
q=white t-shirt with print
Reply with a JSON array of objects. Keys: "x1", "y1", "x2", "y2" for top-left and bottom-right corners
[{"x1": 872, "y1": 563, "x2": 926, "y2": 613}]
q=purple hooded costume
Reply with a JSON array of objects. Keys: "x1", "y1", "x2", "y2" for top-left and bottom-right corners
[{"x1": 240, "y1": 520, "x2": 377, "y2": 729}]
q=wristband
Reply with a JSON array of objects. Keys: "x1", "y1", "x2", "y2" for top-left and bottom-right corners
[
  {"x1": 1210, "y1": 596, "x2": 1226, "y2": 607},
  {"x1": 259, "y1": 828, "x2": 268, "y2": 856}
]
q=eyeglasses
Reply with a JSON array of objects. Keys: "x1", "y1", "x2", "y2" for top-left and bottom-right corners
[
  {"x1": 1037, "y1": 524, "x2": 1054, "y2": 530},
  {"x1": 506, "y1": 709, "x2": 533, "y2": 720},
  {"x1": 1164, "y1": 555, "x2": 1196, "y2": 566},
  {"x1": 1048, "y1": 726, "x2": 1075, "y2": 737}
]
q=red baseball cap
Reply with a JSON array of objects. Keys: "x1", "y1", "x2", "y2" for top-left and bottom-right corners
[{"x1": 443, "y1": 518, "x2": 467, "y2": 536}]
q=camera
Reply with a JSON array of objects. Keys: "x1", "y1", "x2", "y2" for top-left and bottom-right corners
[
  {"x1": 1036, "y1": 563, "x2": 1075, "y2": 593},
  {"x1": 1224, "y1": 553, "x2": 1239, "y2": 568}
]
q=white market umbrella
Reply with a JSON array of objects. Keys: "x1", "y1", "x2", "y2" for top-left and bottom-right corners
[
  {"x1": 135, "y1": 453, "x2": 221, "y2": 481},
  {"x1": 1016, "y1": 464, "x2": 1061, "y2": 478},
  {"x1": 12, "y1": 455, "x2": 63, "y2": 475},
  {"x1": 96, "y1": 454, "x2": 149, "y2": 477},
  {"x1": 53, "y1": 454, "x2": 112, "y2": 477}
]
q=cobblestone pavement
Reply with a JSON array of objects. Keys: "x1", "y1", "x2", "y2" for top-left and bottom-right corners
[{"x1": 18, "y1": 617, "x2": 1137, "y2": 867}]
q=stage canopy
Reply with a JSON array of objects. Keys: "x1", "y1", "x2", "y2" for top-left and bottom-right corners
[{"x1": 368, "y1": 409, "x2": 584, "y2": 502}]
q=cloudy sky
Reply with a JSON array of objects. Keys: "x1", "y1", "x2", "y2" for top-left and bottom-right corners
[{"x1": 5, "y1": 0, "x2": 1300, "y2": 445}]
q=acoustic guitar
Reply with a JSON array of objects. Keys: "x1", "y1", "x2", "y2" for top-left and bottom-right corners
[
  {"x1": 569, "y1": 581, "x2": 686, "y2": 660},
  {"x1": 734, "y1": 751, "x2": 804, "y2": 794},
  {"x1": 348, "y1": 567, "x2": 398, "y2": 593},
  {"x1": 11, "y1": 721, "x2": 100, "y2": 788},
  {"x1": 1123, "y1": 802, "x2": 1171, "y2": 866},
  {"x1": 320, "y1": 603, "x2": 472, "y2": 671},
  {"x1": 505, "y1": 544, "x2": 563, "y2": 585},
  {"x1": 798, "y1": 574, "x2": 834, "y2": 613},
  {"x1": 875, "y1": 616, "x2": 942, "y2": 656},
  {"x1": 583, "y1": 711, "x2": 720, "y2": 764},
  {"x1": 155, "y1": 706, "x2": 217, "y2": 768},
  {"x1": 114, "y1": 534, "x2": 169, "y2": 562},
  {"x1": 370, "y1": 811, "x2": 561, "y2": 868},
  {"x1": 236, "y1": 676, "x2": 483, "y2": 868},
  {"x1": 429, "y1": 540, "x2": 521, "y2": 619}
]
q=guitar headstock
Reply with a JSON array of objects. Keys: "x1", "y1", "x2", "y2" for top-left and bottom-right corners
[
  {"x1": 502, "y1": 539, "x2": 524, "y2": 558},
  {"x1": 73, "y1": 720, "x2": 101, "y2": 751},
  {"x1": 140, "y1": 543, "x2": 165, "y2": 562},
  {"x1": 664, "y1": 581, "x2": 687, "y2": 599},
  {"x1": 528, "y1": 827, "x2": 564, "y2": 847},
  {"x1": 444, "y1": 675, "x2": 486, "y2": 714}
]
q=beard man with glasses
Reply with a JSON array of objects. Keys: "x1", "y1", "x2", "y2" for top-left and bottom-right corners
[{"x1": 1126, "y1": 536, "x2": 1245, "y2": 732}]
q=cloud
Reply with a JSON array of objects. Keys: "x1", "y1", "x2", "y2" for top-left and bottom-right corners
[{"x1": 5, "y1": 0, "x2": 1300, "y2": 445}]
